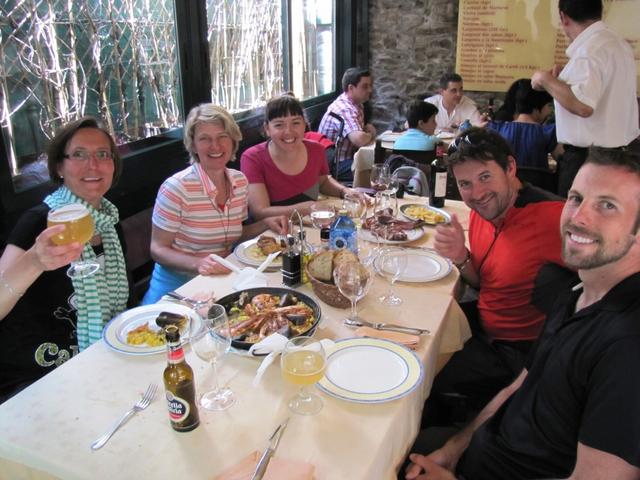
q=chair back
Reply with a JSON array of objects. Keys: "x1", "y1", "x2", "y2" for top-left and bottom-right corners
[
  {"x1": 516, "y1": 166, "x2": 558, "y2": 193},
  {"x1": 327, "y1": 111, "x2": 345, "y2": 179},
  {"x1": 392, "y1": 148, "x2": 436, "y2": 165},
  {"x1": 392, "y1": 166, "x2": 429, "y2": 197}
]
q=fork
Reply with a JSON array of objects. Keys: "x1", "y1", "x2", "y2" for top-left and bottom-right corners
[{"x1": 90, "y1": 383, "x2": 158, "y2": 450}]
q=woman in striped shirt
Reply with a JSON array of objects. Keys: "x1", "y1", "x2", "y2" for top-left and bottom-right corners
[{"x1": 142, "y1": 105, "x2": 287, "y2": 304}]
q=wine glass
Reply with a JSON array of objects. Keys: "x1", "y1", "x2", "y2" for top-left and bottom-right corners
[
  {"x1": 47, "y1": 203, "x2": 100, "y2": 278},
  {"x1": 342, "y1": 192, "x2": 367, "y2": 228},
  {"x1": 378, "y1": 248, "x2": 407, "y2": 306},
  {"x1": 374, "y1": 191, "x2": 397, "y2": 245},
  {"x1": 280, "y1": 336, "x2": 326, "y2": 415},
  {"x1": 189, "y1": 303, "x2": 235, "y2": 411},
  {"x1": 370, "y1": 164, "x2": 390, "y2": 192},
  {"x1": 333, "y1": 261, "x2": 372, "y2": 322},
  {"x1": 309, "y1": 201, "x2": 336, "y2": 235}
]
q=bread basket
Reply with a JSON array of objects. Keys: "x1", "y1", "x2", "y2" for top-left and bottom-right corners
[{"x1": 306, "y1": 265, "x2": 350, "y2": 309}]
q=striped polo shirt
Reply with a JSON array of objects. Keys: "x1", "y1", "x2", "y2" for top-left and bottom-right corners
[{"x1": 152, "y1": 163, "x2": 249, "y2": 255}]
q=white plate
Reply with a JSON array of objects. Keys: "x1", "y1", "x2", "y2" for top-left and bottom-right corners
[
  {"x1": 234, "y1": 238, "x2": 283, "y2": 269},
  {"x1": 374, "y1": 249, "x2": 452, "y2": 283},
  {"x1": 317, "y1": 338, "x2": 423, "y2": 403},
  {"x1": 359, "y1": 226, "x2": 425, "y2": 245},
  {"x1": 103, "y1": 304, "x2": 201, "y2": 356},
  {"x1": 399, "y1": 204, "x2": 451, "y2": 225},
  {"x1": 437, "y1": 131, "x2": 456, "y2": 139}
]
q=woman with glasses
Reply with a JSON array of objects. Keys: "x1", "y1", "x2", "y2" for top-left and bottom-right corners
[
  {"x1": 241, "y1": 94, "x2": 353, "y2": 220},
  {"x1": 142, "y1": 104, "x2": 287, "y2": 304},
  {"x1": 0, "y1": 117, "x2": 130, "y2": 403}
]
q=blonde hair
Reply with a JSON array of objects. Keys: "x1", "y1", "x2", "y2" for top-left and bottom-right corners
[{"x1": 183, "y1": 104, "x2": 242, "y2": 164}]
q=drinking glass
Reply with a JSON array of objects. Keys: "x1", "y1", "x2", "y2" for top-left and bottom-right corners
[
  {"x1": 280, "y1": 336, "x2": 326, "y2": 415},
  {"x1": 378, "y1": 248, "x2": 407, "y2": 306},
  {"x1": 374, "y1": 191, "x2": 398, "y2": 245},
  {"x1": 309, "y1": 202, "x2": 336, "y2": 230},
  {"x1": 333, "y1": 261, "x2": 372, "y2": 322},
  {"x1": 189, "y1": 303, "x2": 235, "y2": 411},
  {"x1": 370, "y1": 164, "x2": 390, "y2": 192},
  {"x1": 342, "y1": 192, "x2": 367, "y2": 228},
  {"x1": 47, "y1": 203, "x2": 100, "y2": 278}
]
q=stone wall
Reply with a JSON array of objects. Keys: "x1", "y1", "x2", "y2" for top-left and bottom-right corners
[{"x1": 368, "y1": 0, "x2": 500, "y2": 131}]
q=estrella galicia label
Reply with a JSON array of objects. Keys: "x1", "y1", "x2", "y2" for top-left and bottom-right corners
[{"x1": 166, "y1": 391, "x2": 190, "y2": 423}]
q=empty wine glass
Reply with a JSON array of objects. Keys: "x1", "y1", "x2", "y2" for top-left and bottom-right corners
[
  {"x1": 333, "y1": 261, "x2": 372, "y2": 322},
  {"x1": 189, "y1": 303, "x2": 235, "y2": 411},
  {"x1": 342, "y1": 192, "x2": 367, "y2": 228},
  {"x1": 281, "y1": 336, "x2": 326, "y2": 415},
  {"x1": 378, "y1": 248, "x2": 407, "y2": 306},
  {"x1": 370, "y1": 164, "x2": 390, "y2": 192},
  {"x1": 47, "y1": 203, "x2": 100, "y2": 278}
]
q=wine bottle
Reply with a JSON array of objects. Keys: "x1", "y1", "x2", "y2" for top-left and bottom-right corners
[{"x1": 429, "y1": 143, "x2": 447, "y2": 208}]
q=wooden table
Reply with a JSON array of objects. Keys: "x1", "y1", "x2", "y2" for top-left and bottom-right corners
[{"x1": 0, "y1": 200, "x2": 471, "y2": 480}]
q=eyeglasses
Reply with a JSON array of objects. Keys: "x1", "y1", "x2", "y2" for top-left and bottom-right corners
[{"x1": 63, "y1": 150, "x2": 113, "y2": 162}]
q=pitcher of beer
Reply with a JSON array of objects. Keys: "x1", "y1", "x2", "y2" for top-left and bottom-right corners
[{"x1": 47, "y1": 203, "x2": 100, "y2": 278}]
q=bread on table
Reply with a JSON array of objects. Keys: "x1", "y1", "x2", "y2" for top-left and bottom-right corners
[{"x1": 308, "y1": 250, "x2": 334, "y2": 282}]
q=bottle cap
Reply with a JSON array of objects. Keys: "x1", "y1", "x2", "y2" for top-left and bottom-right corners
[
  {"x1": 338, "y1": 209, "x2": 348, "y2": 216},
  {"x1": 165, "y1": 325, "x2": 180, "y2": 343},
  {"x1": 320, "y1": 228, "x2": 330, "y2": 240}
]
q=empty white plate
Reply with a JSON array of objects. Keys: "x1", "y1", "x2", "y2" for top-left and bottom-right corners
[
  {"x1": 317, "y1": 338, "x2": 423, "y2": 403},
  {"x1": 374, "y1": 249, "x2": 452, "y2": 283}
]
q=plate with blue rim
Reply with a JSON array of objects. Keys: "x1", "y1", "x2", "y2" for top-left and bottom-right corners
[
  {"x1": 317, "y1": 337, "x2": 423, "y2": 403},
  {"x1": 103, "y1": 303, "x2": 201, "y2": 356}
]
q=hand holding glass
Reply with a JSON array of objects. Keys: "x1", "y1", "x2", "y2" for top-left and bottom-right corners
[
  {"x1": 281, "y1": 336, "x2": 326, "y2": 415},
  {"x1": 189, "y1": 303, "x2": 235, "y2": 411},
  {"x1": 334, "y1": 261, "x2": 372, "y2": 322},
  {"x1": 47, "y1": 203, "x2": 99, "y2": 278}
]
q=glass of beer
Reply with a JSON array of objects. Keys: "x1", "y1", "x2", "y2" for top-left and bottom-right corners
[
  {"x1": 47, "y1": 203, "x2": 100, "y2": 278},
  {"x1": 281, "y1": 336, "x2": 326, "y2": 415}
]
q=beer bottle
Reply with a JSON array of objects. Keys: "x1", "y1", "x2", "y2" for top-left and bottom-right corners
[{"x1": 163, "y1": 325, "x2": 199, "y2": 432}]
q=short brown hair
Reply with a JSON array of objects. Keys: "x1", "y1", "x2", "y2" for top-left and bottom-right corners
[
  {"x1": 446, "y1": 127, "x2": 515, "y2": 172},
  {"x1": 47, "y1": 117, "x2": 122, "y2": 186}
]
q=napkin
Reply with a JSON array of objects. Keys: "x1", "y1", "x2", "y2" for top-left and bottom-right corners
[
  {"x1": 251, "y1": 334, "x2": 335, "y2": 386},
  {"x1": 232, "y1": 268, "x2": 269, "y2": 291},
  {"x1": 213, "y1": 450, "x2": 315, "y2": 480},
  {"x1": 354, "y1": 326, "x2": 420, "y2": 349}
]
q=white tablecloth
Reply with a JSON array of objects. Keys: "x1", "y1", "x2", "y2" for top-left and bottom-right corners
[{"x1": 0, "y1": 202, "x2": 472, "y2": 480}]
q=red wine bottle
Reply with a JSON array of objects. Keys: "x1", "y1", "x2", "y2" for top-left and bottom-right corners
[{"x1": 429, "y1": 143, "x2": 447, "y2": 208}]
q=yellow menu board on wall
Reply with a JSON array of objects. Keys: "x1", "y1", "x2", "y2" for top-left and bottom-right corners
[{"x1": 455, "y1": 0, "x2": 640, "y2": 92}]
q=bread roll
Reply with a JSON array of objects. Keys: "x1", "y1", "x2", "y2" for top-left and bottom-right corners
[{"x1": 308, "y1": 250, "x2": 334, "y2": 282}]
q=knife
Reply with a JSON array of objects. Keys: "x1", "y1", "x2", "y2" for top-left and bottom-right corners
[
  {"x1": 344, "y1": 318, "x2": 430, "y2": 335},
  {"x1": 251, "y1": 418, "x2": 290, "y2": 480}
]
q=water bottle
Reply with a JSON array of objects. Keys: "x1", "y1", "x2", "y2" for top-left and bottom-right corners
[{"x1": 329, "y1": 209, "x2": 357, "y2": 253}]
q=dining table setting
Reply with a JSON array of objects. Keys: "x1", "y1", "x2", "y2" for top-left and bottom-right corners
[{"x1": 0, "y1": 193, "x2": 472, "y2": 480}]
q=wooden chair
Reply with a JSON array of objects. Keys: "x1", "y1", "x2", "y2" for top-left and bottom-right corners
[{"x1": 120, "y1": 207, "x2": 154, "y2": 304}]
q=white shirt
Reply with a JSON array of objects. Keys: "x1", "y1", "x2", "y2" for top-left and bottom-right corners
[
  {"x1": 425, "y1": 94, "x2": 483, "y2": 132},
  {"x1": 556, "y1": 21, "x2": 639, "y2": 147}
]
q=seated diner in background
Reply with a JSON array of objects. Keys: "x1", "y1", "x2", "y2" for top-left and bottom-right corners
[
  {"x1": 424, "y1": 127, "x2": 565, "y2": 427},
  {"x1": 241, "y1": 94, "x2": 352, "y2": 220},
  {"x1": 318, "y1": 67, "x2": 377, "y2": 182},
  {"x1": 142, "y1": 104, "x2": 287, "y2": 304},
  {"x1": 425, "y1": 73, "x2": 483, "y2": 133},
  {"x1": 405, "y1": 147, "x2": 640, "y2": 480},
  {"x1": 393, "y1": 100, "x2": 439, "y2": 152},
  {"x1": 486, "y1": 79, "x2": 562, "y2": 170},
  {"x1": 0, "y1": 117, "x2": 130, "y2": 403}
]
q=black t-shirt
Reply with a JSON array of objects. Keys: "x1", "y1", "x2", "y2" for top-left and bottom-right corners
[
  {"x1": 458, "y1": 272, "x2": 640, "y2": 479},
  {"x1": 0, "y1": 204, "x2": 126, "y2": 399}
]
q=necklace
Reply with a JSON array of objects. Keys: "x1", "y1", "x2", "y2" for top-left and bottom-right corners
[{"x1": 215, "y1": 178, "x2": 232, "y2": 252}]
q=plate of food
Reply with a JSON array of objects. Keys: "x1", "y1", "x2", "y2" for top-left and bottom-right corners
[
  {"x1": 234, "y1": 235, "x2": 285, "y2": 269},
  {"x1": 317, "y1": 337, "x2": 423, "y2": 403},
  {"x1": 437, "y1": 131, "x2": 456, "y2": 139},
  {"x1": 216, "y1": 287, "x2": 321, "y2": 350},
  {"x1": 360, "y1": 215, "x2": 425, "y2": 244},
  {"x1": 400, "y1": 204, "x2": 450, "y2": 225},
  {"x1": 103, "y1": 303, "x2": 201, "y2": 355},
  {"x1": 374, "y1": 249, "x2": 452, "y2": 283}
]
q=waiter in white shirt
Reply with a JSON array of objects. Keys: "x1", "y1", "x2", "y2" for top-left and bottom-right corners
[
  {"x1": 531, "y1": 0, "x2": 639, "y2": 197},
  {"x1": 425, "y1": 73, "x2": 483, "y2": 133}
]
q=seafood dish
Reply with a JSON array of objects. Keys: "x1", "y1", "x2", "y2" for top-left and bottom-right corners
[
  {"x1": 362, "y1": 210, "x2": 424, "y2": 241},
  {"x1": 125, "y1": 311, "x2": 189, "y2": 346},
  {"x1": 216, "y1": 288, "x2": 321, "y2": 349}
]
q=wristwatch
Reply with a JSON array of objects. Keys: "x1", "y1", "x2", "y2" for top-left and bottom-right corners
[{"x1": 454, "y1": 249, "x2": 471, "y2": 271}]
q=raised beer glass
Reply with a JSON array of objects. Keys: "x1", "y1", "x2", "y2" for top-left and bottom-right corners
[{"x1": 47, "y1": 203, "x2": 100, "y2": 278}]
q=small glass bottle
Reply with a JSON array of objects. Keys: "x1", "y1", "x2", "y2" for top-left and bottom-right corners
[
  {"x1": 299, "y1": 229, "x2": 316, "y2": 283},
  {"x1": 163, "y1": 325, "x2": 199, "y2": 432}
]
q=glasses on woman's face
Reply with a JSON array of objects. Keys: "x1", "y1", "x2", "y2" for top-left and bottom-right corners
[{"x1": 64, "y1": 149, "x2": 113, "y2": 163}]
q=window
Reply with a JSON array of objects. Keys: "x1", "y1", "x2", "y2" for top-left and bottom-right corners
[
  {"x1": 0, "y1": 0, "x2": 181, "y2": 192},
  {"x1": 0, "y1": 0, "x2": 336, "y2": 193},
  {"x1": 206, "y1": 0, "x2": 334, "y2": 112}
]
